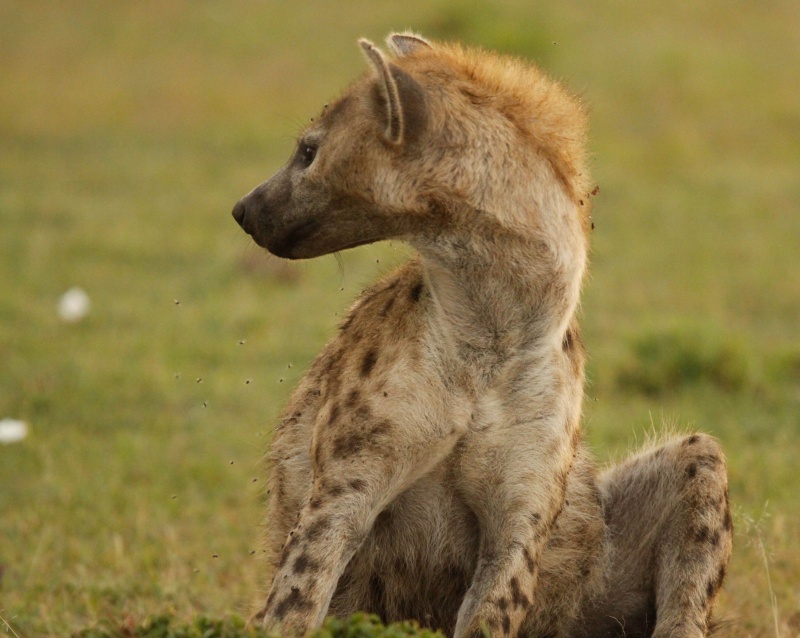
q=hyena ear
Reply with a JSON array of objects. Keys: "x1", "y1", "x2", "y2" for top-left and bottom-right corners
[
  {"x1": 386, "y1": 32, "x2": 432, "y2": 56},
  {"x1": 359, "y1": 38, "x2": 427, "y2": 145}
]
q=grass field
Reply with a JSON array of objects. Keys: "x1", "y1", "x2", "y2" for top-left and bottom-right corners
[{"x1": 1, "y1": 1, "x2": 799, "y2": 636}]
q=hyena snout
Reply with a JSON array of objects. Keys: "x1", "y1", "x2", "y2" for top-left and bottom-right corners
[
  {"x1": 231, "y1": 198, "x2": 248, "y2": 230},
  {"x1": 231, "y1": 190, "x2": 271, "y2": 241},
  {"x1": 232, "y1": 171, "x2": 306, "y2": 257}
]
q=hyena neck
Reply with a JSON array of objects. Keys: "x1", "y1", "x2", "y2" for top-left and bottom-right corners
[{"x1": 413, "y1": 201, "x2": 586, "y2": 371}]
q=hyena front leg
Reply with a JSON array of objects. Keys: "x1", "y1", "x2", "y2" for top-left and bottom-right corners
[
  {"x1": 453, "y1": 382, "x2": 581, "y2": 638},
  {"x1": 583, "y1": 434, "x2": 733, "y2": 638},
  {"x1": 257, "y1": 396, "x2": 467, "y2": 636}
]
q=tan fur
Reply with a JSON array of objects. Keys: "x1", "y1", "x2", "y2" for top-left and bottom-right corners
[{"x1": 232, "y1": 34, "x2": 732, "y2": 638}]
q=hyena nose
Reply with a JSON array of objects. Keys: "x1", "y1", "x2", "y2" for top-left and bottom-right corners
[{"x1": 232, "y1": 200, "x2": 248, "y2": 230}]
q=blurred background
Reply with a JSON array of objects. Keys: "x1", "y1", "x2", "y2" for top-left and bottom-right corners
[{"x1": 1, "y1": 1, "x2": 798, "y2": 636}]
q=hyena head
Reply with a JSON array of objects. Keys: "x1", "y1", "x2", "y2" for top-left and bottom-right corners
[{"x1": 232, "y1": 33, "x2": 591, "y2": 260}]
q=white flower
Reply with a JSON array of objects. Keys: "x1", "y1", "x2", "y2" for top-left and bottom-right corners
[
  {"x1": 0, "y1": 418, "x2": 28, "y2": 444},
  {"x1": 58, "y1": 287, "x2": 91, "y2": 322}
]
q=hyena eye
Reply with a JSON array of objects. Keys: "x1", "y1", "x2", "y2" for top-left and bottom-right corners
[{"x1": 300, "y1": 144, "x2": 317, "y2": 167}]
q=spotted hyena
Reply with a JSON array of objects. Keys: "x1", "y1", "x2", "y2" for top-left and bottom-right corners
[{"x1": 231, "y1": 33, "x2": 732, "y2": 638}]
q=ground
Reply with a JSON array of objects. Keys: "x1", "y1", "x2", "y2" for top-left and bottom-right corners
[{"x1": 0, "y1": 1, "x2": 798, "y2": 636}]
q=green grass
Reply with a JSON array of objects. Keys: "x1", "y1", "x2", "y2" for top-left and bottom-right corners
[
  {"x1": 69, "y1": 612, "x2": 442, "y2": 638},
  {"x1": 1, "y1": 1, "x2": 799, "y2": 636}
]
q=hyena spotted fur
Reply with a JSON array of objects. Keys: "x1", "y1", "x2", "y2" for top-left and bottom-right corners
[{"x1": 232, "y1": 33, "x2": 732, "y2": 638}]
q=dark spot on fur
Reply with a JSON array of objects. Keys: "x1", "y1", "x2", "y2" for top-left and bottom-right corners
[
  {"x1": 497, "y1": 597, "x2": 508, "y2": 611},
  {"x1": 562, "y1": 329, "x2": 574, "y2": 351},
  {"x1": 292, "y1": 553, "x2": 319, "y2": 575},
  {"x1": 380, "y1": 296, "x2": 396, "y2": 317},
  {"x1": 488, "y1": 617, "x2": 500, "y2": 630},
  {"x1": 686, "y1": 463, "x2": 698, "y2": 479},
  {"x1": 361, "y1": 349, "x2": 378, "y2": 377},
  {"x1": 274, "y1": 469, "x2": 286, "y2": 499},
  {"x1": 327, "y1": 403, "x2": 340, "y2": 427},
  {"x1": 522, "y1": 547, "x2": 536, "y2": 573},
  {"x1": 502, "y1": 613, "x2": 511, "y2": 634},
  {"x1": 285, "y1": 531, "x2": 301, "y2": 551},
  {"x1": 715, "y1": 563, "x2": 727, "y2": 588},
  {"x1": 410, "y1": 281, "x2": 424, "y2": 302},
  {"x1": 530, "y1": 512, "x2": 541, "y2": 527},
  {"x1": 349, "y1": 478, "x2": 368, "y2": 491},
  {"x1": 273, "y1": 587, "x2": 312, "y2": 620},
  {"x1": 326, "y1": 483, "x2": 345, "y2": 498},
  {"x1": 266, "y1": 591, "x2": 276, "y2": 606},
  {"x1": 694, "y1": 525, "x2": 720, "y2": 547},
  {"x1": 309, "y1": 496, "x2": 323, "y2": 510},
  {"x1": 371, "y1": 419, "x2": 393, "y2": 436},
  {"x1": 685, "y1": 434, "x2": 700, "y2": 446},
  {"x1": 313, "y1": 444, "x2": 323, "y2": 469},
  {"x1": 332, "y1": 431, "x2": 367, "y2": 458},
  {"x1": 305, "y1": 517, "x2": 331, "y2": 541},
  {"x1": 694, "y1": 525, "x2": 711, "y2": 544},
  {"x1": 278, "y1": 549, "x2": 289, "y2": 568},
  {"x1": 723, "y1": 504, "x2": 733, "y2": 532},
  {"x1": 339, "y1": 313, "x2": 355, "y2": 332},
  {"x1": 345, "y1": 389, "x2": 360, "y2": 407},
  {"x1": 332, "y1": 418, "x2": 391, "y2": 460},
  {"x1": 510, "y1": 577, "x2": 530, "y2": 609}
]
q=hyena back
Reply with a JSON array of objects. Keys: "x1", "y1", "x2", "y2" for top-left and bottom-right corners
[{"x1": 232, "y1": 33, "x2": 732, "y2": 638}]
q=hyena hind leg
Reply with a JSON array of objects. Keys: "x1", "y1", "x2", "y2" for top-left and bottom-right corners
[{"x1": 576, "y1": 434, "x2": 733, "y2": 638}]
